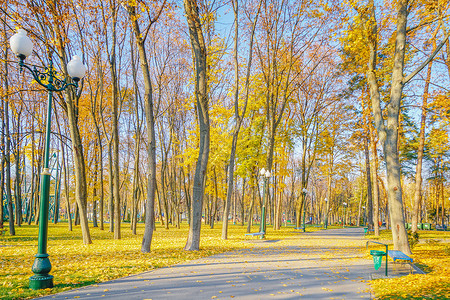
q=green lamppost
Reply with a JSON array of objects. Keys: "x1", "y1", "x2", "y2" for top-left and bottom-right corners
[
  {"x1": 10, "y1": 28, "x2": 86, "y2": 290},
  {"x1": 302, "y1": 188, "x2": 307, "y2": 232},
  {"x1": 342, "y1": 202, "x2": 347, "y2": 228},
  {"x1": 259, "y1": 168, "x2": 271, "y2": 238},
  {"x1": 362, "y1": 206, "x2": 366, "y2": 226},
  {"x1": 323, "y1": 197, "x2": 328, "y2": 229}
]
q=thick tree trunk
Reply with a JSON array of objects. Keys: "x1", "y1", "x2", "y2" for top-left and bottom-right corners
[
  {"x1": 383, "y1": 1, "x2": 410, "y2": 254},
  {"x1": 366, "y1": 0, "x2": 410, "y2": 254}
]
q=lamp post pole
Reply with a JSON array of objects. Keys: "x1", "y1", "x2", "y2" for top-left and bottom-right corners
[
  {"x1": 302, "y1": 188, "x2": 307, "y2": 232},
  {"x1": 10, "y1": 29, "x2": 86, "y2": 290},
  {"x1": 324, "y1": 197, "x2": 328, "y2": 229},
  {"x1": 259, "y1": 168, "x2": 271, "y2": 238},
  {"x1": 362, "y1": 206, "x2": 366, "y2": 226},
  {"x1": 342, "y1": 202, "x2": 347, "y2": 228}
]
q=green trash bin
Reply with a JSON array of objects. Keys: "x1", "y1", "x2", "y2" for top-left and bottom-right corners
[
  {"x1": 423, "y1": 223, "x2": 431, "y2": 230},
  {"x1": 370, "y1": 250, "x2": 386, "y2": 270}
]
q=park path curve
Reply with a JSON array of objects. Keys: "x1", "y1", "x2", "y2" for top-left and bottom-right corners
[{"x1": 38, "y1": 227, "x2": 377, "y2": 300}]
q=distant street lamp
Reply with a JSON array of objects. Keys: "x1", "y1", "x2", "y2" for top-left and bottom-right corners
[
  {"x1": 362, "y1": 206, "x2": 366, "y2": 226},
  {"x1": 259, "y1": 168, "x2": 271, "y2": 238},
  {"x1": 10, "y1": 28, "x2": 86, "y2": 290},
  {"x1": 342, "y1": 202, "x2": 347, "y2": 228},
  {"x1": 324, "y1": 197, "x2": 329, "y2": 229},
  {"x1": 302, "y1": 188, "x2": 307, "y2": 232}
]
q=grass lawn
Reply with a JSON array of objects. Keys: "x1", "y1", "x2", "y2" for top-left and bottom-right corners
[{"x1": 367, "y1": 229, "x2": 450, "y2": 299}]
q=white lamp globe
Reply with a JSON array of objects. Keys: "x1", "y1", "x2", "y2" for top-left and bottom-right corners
[
  {"x1": 10, "y1": 29, "x2": 33, "y2": 58},
  {"x1": 265, "y1": 170, "x2": 271, "y2": 177},
  {"x1": 67, "y1": 55, "x2": 86, "y2": 81},
  {"x1": 302, "y1": 188, "x2": 307, "y2": 193},
  {"x1": 259, "y1": 168, "x2": 266, "y2": 176}
]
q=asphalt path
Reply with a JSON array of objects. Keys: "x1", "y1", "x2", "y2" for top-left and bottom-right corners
[{"x1": 38, "y1": 227, "x2": 379, "y2": 300}]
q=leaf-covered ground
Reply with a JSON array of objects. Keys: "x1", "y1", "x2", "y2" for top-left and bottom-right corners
[
  {"x1": 367, "y1": 230, "x2": 450, "y2": 299},
  {"x1": 0, "y1": 222, "x2": 312, "y2": 299},
  {"x1": 1, "y1": 224, "x2": 449, "y2": 299}
]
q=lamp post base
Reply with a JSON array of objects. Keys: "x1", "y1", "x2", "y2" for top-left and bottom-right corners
[
  {"x1": 30, "y1": 254, "x2": 53, "y2": 290},
  {"x1": 30, "y1": 275, "x2": 53, "y2": 290}
]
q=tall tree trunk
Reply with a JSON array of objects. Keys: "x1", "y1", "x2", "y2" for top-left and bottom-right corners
[
  {"x1": 107, "y1": 141, "x2": 114, "y2": 232},
  {"x1": 366, "y1": 0, "x2": 409, "y2": 253},
  {"x1": 126, "y1": 2, "x2": 162, "y2": 253},
  {"x1": 14, "y1": 115, "x2": 22, "y2": 226},
  {"x1": 364, "y1": 134, "x2": 374, "y2": 229},
  {"x1": 222, "y1": 0, "x2": 260, "y2": 240},
  {"x1": 63, "y1": 84, "x2": 91, "y2": 244},
  {"x1": 53, "y1": 155, "x2": 61, "y2": 224},
  {"x1": 63, "y1": 141, "x2": 72, "y2": 231},
  {"x1": 92, "y1": 150, "x2": 98, "y2": 228},
  {"x1": 0, "y1": 150, "x2": 4, "y2": 229},
  {"x1": 130, "y1": 38, "x2": 141, "y2": 235},
  {"x1": 411, "y1": 26, "x2": 439, "y2": 233},
  {"x1": 184, "y1": 0, "x2": 210, "y2": 251},
  {"x1": 56, "y1": 64, "x2": 90, "y2": 243},
  {"x1": 247, "y1": 176, "x2": 256, "y2": 233},
  {"x1": 369, "y1": 123, "x2": 380, "y2": 236},
  {"x1": 3, "y1": 39, "x2": 14, "y2": 235},
  {"x1": 106, "y1": 3, "x2": 121, "y2": 240}
]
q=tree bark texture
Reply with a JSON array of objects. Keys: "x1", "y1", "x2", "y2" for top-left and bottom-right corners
[
  {"x1": 184, "y1": 0, "x2": 210, "y2": 251},
  {"x1": 127, "y1": 4, "x2": 158, "y2": 252}
]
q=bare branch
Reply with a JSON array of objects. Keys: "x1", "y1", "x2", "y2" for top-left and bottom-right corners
[{"x1": 403, "y1": 32, "x2": 450, "y2": 85}]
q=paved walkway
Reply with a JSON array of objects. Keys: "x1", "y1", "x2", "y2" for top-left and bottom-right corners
[{"x1": 38, "y1": 228, "x2": 409, "y2": 300}]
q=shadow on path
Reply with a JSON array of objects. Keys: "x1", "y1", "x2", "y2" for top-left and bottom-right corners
[{"x1": 38, "y1": 228, "x2": 377, "y2": 300}]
